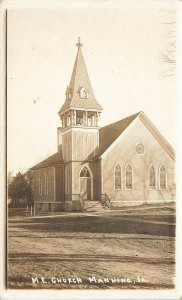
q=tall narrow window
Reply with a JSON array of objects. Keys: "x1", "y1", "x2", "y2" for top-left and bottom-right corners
[
  {"x1": 39, "y1": 174, "x2": 42, "y2": 195},
  {"x1": 45, "y1": 171, "x2": 48, "y2": 195},
  {"x1": 126, "y1": 164, "x2": 132, "y2": 190},
  {"x1": 149, "y1": 165, "x2": 156, "y2": 190},
  {"x1": 65, "y1": 166, "x2": 70, "y2": 194},
  {"x1": 114, "y1": 164, "x2": 121, "y2": 189},
  {"x1": 159, "y1": 165, "x2": 167, "y2": 190}
]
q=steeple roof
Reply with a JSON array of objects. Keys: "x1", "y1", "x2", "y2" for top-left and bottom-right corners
[{"x1": 58, "y1": 39, "x2": 102, "y2": 114}]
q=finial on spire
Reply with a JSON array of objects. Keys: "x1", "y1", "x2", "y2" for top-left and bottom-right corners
[{"x1": 76, "y1": 37, "x2": 83, "y2": 48}]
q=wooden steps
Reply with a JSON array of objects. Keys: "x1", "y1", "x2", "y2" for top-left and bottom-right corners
[{"x1": 84, "y1": 200, "x2": 108, "y2": 212}]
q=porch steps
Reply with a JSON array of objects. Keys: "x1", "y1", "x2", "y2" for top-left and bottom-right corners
[{"x1": 84, "y1": 200, "x2": 108, "y2": 212}]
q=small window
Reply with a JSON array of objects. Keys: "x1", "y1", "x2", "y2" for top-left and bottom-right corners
[
  {"x1": 125, "y1": 164, "x2": 132, "y2": 190},
  {"x1": 114, "y1": 164, "x2": 121, "y2": 189},
  {"x1": 80, "y1": 166, "x2": 90, "y2": 177},
  {"x1": 159, "y1": 165, "x2": 167, "y2": 190},
  {"x1": 80, "y1": 87, "x2": 88, "y2": 99},
  {"x1": 39, "y1": 175, "x2": 42, "y2": 195},
  {"x1": 83, "y1": 90, "x2": 87, "y2": 98},
  {"x1": 149, "y1": 165, "x2": 156, "y2": 190},
  {"x1": 45, "y1": 172, "x2": 49, "y2": 195}
]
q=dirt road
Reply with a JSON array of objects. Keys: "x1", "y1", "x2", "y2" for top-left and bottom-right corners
[{"x1": 8, "y1": 205, "x2": 175, "y2": 289}]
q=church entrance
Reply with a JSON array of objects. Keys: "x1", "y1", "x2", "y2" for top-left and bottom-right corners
[{"x1": 79, "y1": 166, "x2": 92, "y2": 200}]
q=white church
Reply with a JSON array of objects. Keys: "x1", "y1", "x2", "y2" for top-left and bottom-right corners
[{"x1": 31, "y1": 39, "x2": 175, "y2": 212}]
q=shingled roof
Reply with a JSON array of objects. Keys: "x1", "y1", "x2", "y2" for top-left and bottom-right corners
[
  {"x1": 58, "y1": 44, "x2": 102, "y2": 114},
  {"x1": 95, "y1": 112, "x2": 141, "y2": 158},
  {"x1": 30, "y1": 151, "x2": 64, "y2": 170}
]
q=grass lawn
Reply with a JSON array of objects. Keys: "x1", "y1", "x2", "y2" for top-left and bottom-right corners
[{"x1": 8, "y1": 203, "x2": 176, "y2": 289}]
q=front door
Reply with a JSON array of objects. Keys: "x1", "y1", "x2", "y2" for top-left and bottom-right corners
[
  {"x1": 79, "y1": 166, "x2": 92, "y2": 200},
  {"x1": 80, "y1": 178, "x2": 91, "y2": 200}
]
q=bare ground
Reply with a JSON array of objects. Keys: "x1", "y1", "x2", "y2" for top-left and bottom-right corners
[{"x1": 7, "y1": 203, "x2": 176, "y2": 289}]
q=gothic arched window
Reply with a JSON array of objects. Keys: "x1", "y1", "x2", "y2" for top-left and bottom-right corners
[
  {"x1": 149, "y1": 165, "x2": 156, "y2": 190},
  {"x1": 125, "y1": 164, "x2": 132, "y2": 190},
  {"x1": 159, "y1": 165, "x2": 167, "y2": 190},
  {"x1": 80, "y1": 166, "x2": 90, "y2": 177},
  {"x1": 114, "y1": 164, "x2": 121, "y2": 189}
]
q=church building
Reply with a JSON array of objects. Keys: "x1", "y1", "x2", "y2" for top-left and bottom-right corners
[{"x1": 31, "y1": 39, "x2": 175, "y2": 212}]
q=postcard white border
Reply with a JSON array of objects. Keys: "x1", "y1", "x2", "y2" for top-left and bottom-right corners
[{"x1": 1, "y1": 0, "x2": 182, "y2": 299}]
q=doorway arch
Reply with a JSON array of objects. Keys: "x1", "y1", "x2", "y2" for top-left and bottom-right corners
[{"x1": 79, "y1": 166, "x2": 93, "y2": 200}]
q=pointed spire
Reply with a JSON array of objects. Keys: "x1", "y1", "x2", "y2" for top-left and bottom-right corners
[
  {"x1": 76, "y1": 37, "x2": 83, "y2": 48},
  {"x1": 59, "y1": 39, "x2": 102, "y2": 114}
]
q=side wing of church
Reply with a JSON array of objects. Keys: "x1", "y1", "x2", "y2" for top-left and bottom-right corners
[{"x1": 30, "y1": 39, "x2": 175, "y2": 212}]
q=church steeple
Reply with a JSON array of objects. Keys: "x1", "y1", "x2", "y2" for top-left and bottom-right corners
[
  {"x1": 58, "y1": 38, "x2": 102, "y2": 115},
  {"x1": 57, "y1": 39, "x2": 102, "y2": 161}
]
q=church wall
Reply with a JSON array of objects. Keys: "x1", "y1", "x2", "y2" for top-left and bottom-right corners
[
  {"x1": 33, "y1": 166, "x2": 58, "y2": 212},
  {"x1": 62, "y1": 132, "x2": 72, "y2": 161},
  {"x1": 55, "y1": 165, "x2": 65, "y2": 210},
  {"x1": 90, "y1": 160, "x2": 102, "y2": 199},
  {"x1": 62, "y1": 129, "x2": 99, "y2": 162},
  {"x1": 102, "y1": 119, "x2": 175, "y2": 207},
  {"x1": 72, "y1": 129, "x2": 99, "y2": 161}
]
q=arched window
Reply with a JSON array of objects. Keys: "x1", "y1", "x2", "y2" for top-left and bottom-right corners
[
  {"x1": 45, "y1": 171, "x2": 48, "y2": 195},
  {"x1": 80, "y1": 166, "x2": 90, "y2": 177},
  {"x1": 149, "y1": 165, "x2": 156, "y2": 190},
  {"x1": 114, "y1": 164, "x2": 121, "y2": 189},
  {"x1": 65, "y1": 166, "x2": 70, "y2": 194},
  {"x1": 125, "y1": 164, "x2": 132, "y2": 190},
  {"x1": 159, "y1": 165, "x2": 167, "y2": 190}
]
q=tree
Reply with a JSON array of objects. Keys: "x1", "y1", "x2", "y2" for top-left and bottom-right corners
[
  {"x1": 8, "y1": 172, "x2": 33, "y2": 207},
  {"x1": 160, "y1": 11, "x2": 176, "y2": 76}
]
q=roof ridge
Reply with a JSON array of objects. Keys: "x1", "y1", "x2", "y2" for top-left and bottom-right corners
[
  {"x1": 69, "y1": 48, "x2": 79, "y2": 95},
  {"x1": 101, "y1": 111, "x2": 142, "y2": 130},
  {"x1": 30, "y1": 151, "x2": 63, "y2": 170}
]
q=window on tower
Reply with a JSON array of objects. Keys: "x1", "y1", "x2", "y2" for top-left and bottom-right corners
[{"x1": 80, "y1": 87, "x2": 88, "y2": 99}]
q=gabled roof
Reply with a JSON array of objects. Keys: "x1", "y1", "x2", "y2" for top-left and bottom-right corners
[
  {"x1": 95, "y1": 111, "x2": 175, "y2": 160},
  {"x1": 58, "y1": 45, "x2": 102, "y2": 114},
  {"x1": 138, "y1": 112, "x2": 175, "y2": 160},
  {"x1": 95, "y1": 112, "x2": 141, "y2": 158},
  {"x1": 30, "y1": 151, "x2": 64, "y2": 170}
]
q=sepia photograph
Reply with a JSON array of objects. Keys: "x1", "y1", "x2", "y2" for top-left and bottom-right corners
[{"x1": 1, "y1": 0, "x2": 181, "y2": 299}]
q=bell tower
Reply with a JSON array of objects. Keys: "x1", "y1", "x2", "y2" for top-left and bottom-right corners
[{"x1": 58, "y1": 38, "x2": 103, "y2": 162}]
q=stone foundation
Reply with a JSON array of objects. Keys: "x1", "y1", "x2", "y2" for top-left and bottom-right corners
[
  {"x1": 35, "y1": 202, "x2": 64, "y2": 212},
  {"x1": 110, "y1": 199, "x2": 174, "y2": 209},
  {"x1": 65, "y1": 200, "x2": 83, "y2": 212}
]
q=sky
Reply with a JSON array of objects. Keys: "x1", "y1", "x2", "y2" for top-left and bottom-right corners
[{"x1": 7, "y1": 0, "x2": 176, "y2": 175}]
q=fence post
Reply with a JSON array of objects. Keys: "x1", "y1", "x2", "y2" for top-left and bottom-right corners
[
  {"x1": 34, "y1": 203, "x2": 35, "y2": 216},
  {"x1": 26, "y1": 205, "x2": 28, "y2": 216},
  {"x1": 30, "y1": 205, "x2": 32, "y2": 216}
]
